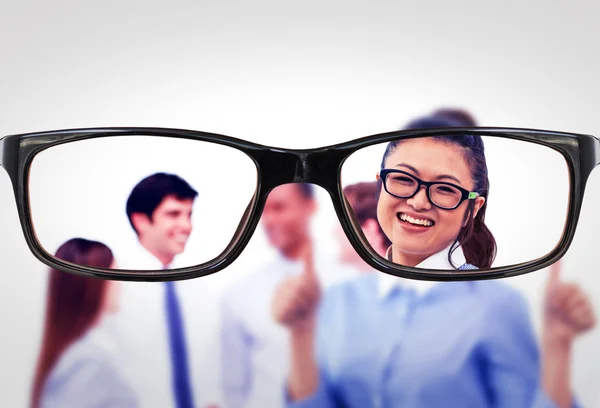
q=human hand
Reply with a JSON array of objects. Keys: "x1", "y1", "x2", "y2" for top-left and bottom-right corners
[
  {"x1": 272, "y1": 244, "x2": 321, "y2": 331},
  {"x1": 543, "y1": 260, "x2": 596, "y2": 346}
]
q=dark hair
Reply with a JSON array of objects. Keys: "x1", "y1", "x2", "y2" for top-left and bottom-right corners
[
  {"x1": 31, "y1": 238, "x2": 114, "y2": 408},
  {"x1": 126, "y1": 172, "x2": 198, "y2": 234},
  {"x1": 343, "y1": 181, "x2": 392, "y2": 248},
  {"x1": 431, "y1": 107, "x2": 477, "y2": 127},
  {"x1": 297, "y1": 183, "x2": 314, "y2": 199},
  {"x1": 379, "y1": 108, "x2": 497, "y2": 268}
]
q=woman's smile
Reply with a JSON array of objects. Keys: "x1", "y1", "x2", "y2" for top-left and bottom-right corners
[{"x1": 397, "y1": 211, "x2": 435, "y2": 228}]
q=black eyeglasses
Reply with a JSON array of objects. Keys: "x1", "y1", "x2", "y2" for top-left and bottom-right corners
[
  {"x1": 0, "y1": 126, "x2": 598, "y2": 282},
  {"x1": 379, "y1": 169, "x2": 480, "y2": 210}
]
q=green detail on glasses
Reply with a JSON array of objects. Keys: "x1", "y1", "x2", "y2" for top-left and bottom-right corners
[{"x1": 468, "y1": 192, "x2": 479, "y2": 199}]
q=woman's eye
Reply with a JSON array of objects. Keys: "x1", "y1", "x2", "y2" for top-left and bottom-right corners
[
  {"x1": 392, "y1": 176, "x2": 414, "y2": 184},
  {"x1": 437, "y1": 186, "x2": 459, "y2": 195}
]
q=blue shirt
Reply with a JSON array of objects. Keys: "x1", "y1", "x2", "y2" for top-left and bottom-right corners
[
  {"x1": 287, "y1": 273, "x2": 580, "y2": 408},
  {"x1": 220, "y1": 251, "x2": 356, "y2": 408}
]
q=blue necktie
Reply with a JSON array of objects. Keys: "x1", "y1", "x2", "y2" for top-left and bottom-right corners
[{"x1": 165, "y1": 281, "x2": 195, "y2": 408}]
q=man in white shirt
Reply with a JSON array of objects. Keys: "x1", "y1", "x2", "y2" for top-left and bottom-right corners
[
  {"x1": 114, "y1": 172, "x2": 211, "y2": 408},
  {"x1": 219, "y1": 183, "x2": 353, "y2": 408}
]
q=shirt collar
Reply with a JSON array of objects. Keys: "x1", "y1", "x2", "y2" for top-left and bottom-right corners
[
  {"x1": 131, "y1": 241, "x2": 174, "y2": 270},
  {"x1": 274, "y1": 246, "x2": 324, "y2": 276},
  {"x1": 378, "y1": 244, "x2": 467, "y2": 299}
]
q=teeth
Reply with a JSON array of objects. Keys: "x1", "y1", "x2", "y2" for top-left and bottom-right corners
[{"x1": 399, "y1": 213, "x2": 433, "y2": 227}]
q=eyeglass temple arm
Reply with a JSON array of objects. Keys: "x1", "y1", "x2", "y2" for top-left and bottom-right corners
[
  {"x1": 595, "y1": 135, "x2": 600, "y2": 167},
  {"x1": 0, "y1": 137, "x2": 4, "y2": 168}
]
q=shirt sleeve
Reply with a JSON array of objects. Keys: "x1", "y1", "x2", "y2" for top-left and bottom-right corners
[
  {"x1": 482, "y1": 286, "x2": 580, "y2": 408},
  {"x1": 531, "y1": 390, "x2": 583, "y2": 408},
  {"x1": 284, "y1": 376, "x2": 336, "y2": 408},
  {"x1": 40, "y1": 356, "x2": 138, "y2": 408},
  {"x1": 220, "y1": 293, "x2": 254, "y2": 408}
]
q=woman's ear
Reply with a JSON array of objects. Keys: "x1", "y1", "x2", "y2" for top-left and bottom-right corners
[
  {"x1": 472, "y1": 197, "x2": 486, "y2": 219},
  {"x1": 131, "y1": 213, "x2": 151, "y2": 234},
  {"x1": 462, "y1": 197, "x2": 486, "y2": 227}
]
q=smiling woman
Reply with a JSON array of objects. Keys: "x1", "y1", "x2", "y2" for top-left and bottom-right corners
[
  {"x1": 377, "y1": 134, "x2": 491, "y2": 269},
  {"x1": 341, "y1": 112, "x2": 570, "y2": 271}
]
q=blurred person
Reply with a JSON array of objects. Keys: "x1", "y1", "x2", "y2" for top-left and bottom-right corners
[
  {"x1": 219, "y1": 183, "x2": 354, "y2": 408},
  {"x1": 273, "y1": 110, "x2": 596, "y2": 408},
  {"x1": 337, "y1": 181, "x2": 390, "y2": 272},
  {"x1": 115, "y1": 172, "x2": 209, "y2": 408},
  {"x1": 544, "y1": 261, "x2": 597, "y2": 407},
  {"x1": 124, "y1": 172, "x2": 197, "y2": 268},
  {"x1": 31, "y1": 238, "x2": 135, "y2": 408}
]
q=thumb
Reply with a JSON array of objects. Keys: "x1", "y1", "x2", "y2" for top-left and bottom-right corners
[{"x1": 548, "y1": 260, "x2": 563, "y2": 288}]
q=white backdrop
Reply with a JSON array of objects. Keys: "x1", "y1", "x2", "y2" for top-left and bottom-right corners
[{"x1": 1, "y1": 0, "x2": 599, "y2": 407}]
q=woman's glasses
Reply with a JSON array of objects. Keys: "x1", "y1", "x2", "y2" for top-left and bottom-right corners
[
  {"x1": 379, "y1": 169, "x2": 480, "y2": 210},
  {"x1": 0, "y1": 126, "x2": 598, "y2": 281}
]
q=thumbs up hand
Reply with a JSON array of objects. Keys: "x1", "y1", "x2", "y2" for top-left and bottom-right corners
[
  {"x1": 272, "y1": 243, "x2": 322, "y2": 331},
  {"x1": 543, "y1": 261, "x2": 596, "y2": 345}
]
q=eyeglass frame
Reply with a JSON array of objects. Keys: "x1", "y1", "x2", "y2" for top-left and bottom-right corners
[
  {"x1": 379, "y1": 168, "x2": 480, "y2": 210},
  {"x1": 0, "y1": 126, "x2": 598, "y2": 282}
]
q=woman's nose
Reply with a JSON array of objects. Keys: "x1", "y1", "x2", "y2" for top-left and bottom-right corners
[{"x1": 406, "y1": 186, "x2": 432, "y2": 210}]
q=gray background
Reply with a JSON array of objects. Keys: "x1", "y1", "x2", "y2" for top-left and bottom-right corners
[{"x1": 1, "y1": 0, "x2": 599, "y2": 406}]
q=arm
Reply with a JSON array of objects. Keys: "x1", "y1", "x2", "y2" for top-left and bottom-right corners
[
  {"x1": 538, "y1": 336, "x2": 575, "y2": 408},
  {"x1": 287, "y1": 320, "x2": 320, "y2": 400},
  {"x1": 538, "y1": 261, "x2": 595, "y2": 408},
  {"x1": 482, "y1": 287, "x2": 577, "y2": 408},
  {"x1": 220, "y1": 295, "x2": 253, "y2": 408},
  {"x1": 284, "y1": 315, "x2": 337, "y2": 408},
  {"x1": 273, "y1": 246, "x2": 337, "y2": 408},
  {"x1": 40, "y1": 356, "x2": 138, "y2": 408}
]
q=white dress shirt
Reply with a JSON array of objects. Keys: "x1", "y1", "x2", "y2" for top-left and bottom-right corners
[
  {"x1": 40, "y1": 315, "x2": 138, "y2": 408},
  {"x1": 220, "y1": 248, "x2": 356, "y2": 408},
  {"x1": 378, "y1": 244, "x2": 468, "y2": 299},
  {"x1": 115, "y1": 242, "x2": 220, "y2": 408}
]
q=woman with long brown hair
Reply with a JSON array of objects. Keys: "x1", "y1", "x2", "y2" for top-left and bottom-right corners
[{"x1": 31, "y1": 238, "x2": 137, "y2": 408}]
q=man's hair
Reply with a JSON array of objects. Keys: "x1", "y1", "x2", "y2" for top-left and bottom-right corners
[
  {"x1": 343, "y1": 181, "x2": 392, "y2": 248},
  {"x1": 126, "y1": 172, "x2": 198, "y2": 234},
  {"x1": 297, "y1": 183, "x2": 314, "y2": 199}
]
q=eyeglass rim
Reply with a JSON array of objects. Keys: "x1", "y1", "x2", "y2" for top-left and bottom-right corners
[
  {"x1": 0, "y1": 126, "x2": 598, "y2": 282},
  {"x1": 379, "y1": 168, "x2": 480, "y2": 210}
]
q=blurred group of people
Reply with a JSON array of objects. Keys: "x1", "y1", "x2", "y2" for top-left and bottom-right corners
[{"x1": 31, "y1": 109, "x2": 596, "y2": 408}]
